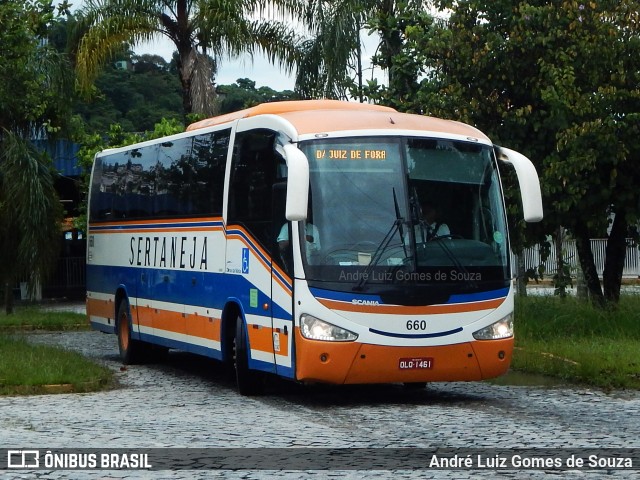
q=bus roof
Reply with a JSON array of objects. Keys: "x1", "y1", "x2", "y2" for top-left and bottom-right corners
[
  {"x1": 186, "y1": 100, "x2": 489, "y2": 141},
  {"x1": 186, "y1": 100, "x2": 396, "y2": 131}
]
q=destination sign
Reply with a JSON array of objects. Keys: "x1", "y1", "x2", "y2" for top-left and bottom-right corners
[{"x1": 313, "y1": 148, "x2": 388, "y2": 160}]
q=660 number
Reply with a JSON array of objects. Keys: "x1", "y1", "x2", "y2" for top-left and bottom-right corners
[{"x1": 406, "y1": 320, "x2": 427, "y2": 331}]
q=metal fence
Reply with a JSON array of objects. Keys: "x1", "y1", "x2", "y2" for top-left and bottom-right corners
[
  {"x1": 513, "y1": 239, "x2": 640, "y2": 278},
  {"x1": 17, "y1": 256, "x2": 86, "y2": 300}
]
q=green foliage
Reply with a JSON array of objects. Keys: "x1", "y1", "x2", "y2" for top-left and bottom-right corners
[
  {"x1": 366, "y1": 0, "x2": 640, "y2": 303},
  {"x1": 0, "y1": 0, "x2": 74, "y2": 135},
  {"x1": 76, "y1": 0, "x2": 303, "y2": 115},
  {"x1": 513, "y1": 295, "x2": 640, "y2": 390},
  {"x1": 217, "y1": 78, "x2": 299, "y2": 114},
  {"x1": 0, "y1": 335, "x2": 113, "y2": 395},
  {"x1": 74, "y1": 56, "x2": 184, "y2": 133},
  {"x1": 0, "y1": 1, "x2": 74, "y2": 313},
  {"x1": 0, "y1": 133, "x2": 63, "y2": 284},
  {"x1": 0, "y1": 308, "x2": 88, "y2": 330}
]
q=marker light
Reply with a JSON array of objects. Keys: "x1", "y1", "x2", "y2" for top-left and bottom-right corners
[
  {"x1": 300, "y1": 314, "x2": 358, "y2": 342},
  {"x1": 472, "y1": 314, "x2": 514, "y2": 340}
]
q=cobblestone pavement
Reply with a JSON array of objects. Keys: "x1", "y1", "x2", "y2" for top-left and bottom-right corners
[{"x1": 1, "y1": 331, "x2": 639, "y2": 479}]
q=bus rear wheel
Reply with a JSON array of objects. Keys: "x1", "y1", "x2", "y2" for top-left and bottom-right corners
[
  {"x1": 234, "y1": 316, "x2": 265, "y2": 396},
  {"x1": 117, "y1": 299, "x2": 144, "y2": 365}
]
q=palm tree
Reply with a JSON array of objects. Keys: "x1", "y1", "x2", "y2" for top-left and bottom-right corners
[
  {"x1": 76, "y1": 0, "x2": 304, "y2": 116},
  {"x1": 297, "y1": 0, "x2": 371, "y2": 100},
  {"x1": 297, "y1": 0, "x2": 433, "y2": 101},
  {"x1": 0, "y1": 133, "x2": 63, "y2": 313},
  {"x1": 0, "y1": 2, "x2": 70, "y2": 314}
]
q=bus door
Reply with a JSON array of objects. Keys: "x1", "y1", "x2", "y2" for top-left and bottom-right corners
[
  {"x1": 228, "y1": 129, "x2": 287, "y2": 373},
  {"x1": 271, "y1": 181, "x2": 294, "y2": 375}
]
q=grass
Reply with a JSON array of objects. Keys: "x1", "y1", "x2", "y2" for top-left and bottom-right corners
[
  {"x1": 0, "y1": 335, "x2": 115, "y2": 395},
  {"x1": 0, "y1": 307, "x2": 89, "y2": 331},
  {"x1": 2, "y1": 297, "x2": 640, "y2": 394},
  {"x1": 512, "y1": 294, "x2": 640, "y2": 390},
  {"x1": 0, "y1": 306, "x2": 114, "y2": 396}
]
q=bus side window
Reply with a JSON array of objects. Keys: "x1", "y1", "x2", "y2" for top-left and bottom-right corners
[{"x1": 228, "y1": 129, "x2": 280, "y2": 253}]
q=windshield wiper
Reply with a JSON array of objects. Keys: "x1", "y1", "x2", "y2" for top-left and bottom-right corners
[{"x1": 354, "y1": 188, "x2": 407, "y2": 291}]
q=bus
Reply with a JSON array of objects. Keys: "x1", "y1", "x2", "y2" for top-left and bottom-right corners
[{"x1": 86, "y1": 100, "x2": 542, "y2": 395}]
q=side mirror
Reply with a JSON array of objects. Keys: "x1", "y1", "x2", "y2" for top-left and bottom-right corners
[
  {"x1": 282, "y1": 143, "x2": 309, "y2": 221},
  {"x1": 495, "y1": 146, "x2": 543, "y2": 223}
]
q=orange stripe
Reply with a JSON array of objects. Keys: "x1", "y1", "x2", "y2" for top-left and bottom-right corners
[
  {"x1": 247, "y1": 324, "x2": 276, "y2": 354},
  {"x1": 184, "y1": 313, "x2": 221, "y2": 341},
  {"x1": 134, "y1": 305, "x2": 221, "y2": 341},
  {"x1": 86, "y1": 297, "x2": 115, "y2": 320},
  {"x1": 316, "y1": 297, "x2": 505, "y2": 315},
  {"x1": 132, "y1": 305, "x2": 157, "y2": 328}
]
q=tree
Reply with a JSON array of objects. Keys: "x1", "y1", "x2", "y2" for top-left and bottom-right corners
[
  {"x1": 296, "y1": 0, "x2": 368, "y2": 99},
  {"x1": 75, "y1": 0, "x2": 303, "y2": 116},
  {"x1": 296, "y1": 1, "x2": 433, "y2": 101},
  {"x1": 370, "y1": 0, "x2": 640, "y2": 306},
  {"x1": 0, "y1": 1, "x2": 72, "y2": 313},
  {"x1": 74, "y1": 55, "x2": 184, "y2": 133},
  {"x1": 216, "y1": 77, "x2": 298, "y2": 113}
]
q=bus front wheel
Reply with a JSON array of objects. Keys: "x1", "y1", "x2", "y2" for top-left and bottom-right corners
[
  {"x1": 117, "y1": 299, "x2": 144, "y2": 365},
  {"x1": 234, "y1": 317, "x2": 265, "y2": 396}
]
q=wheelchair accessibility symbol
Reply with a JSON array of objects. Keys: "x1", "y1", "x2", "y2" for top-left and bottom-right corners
[{"x1": 242, "y1": 248, "x2": 249, "y2": 274}]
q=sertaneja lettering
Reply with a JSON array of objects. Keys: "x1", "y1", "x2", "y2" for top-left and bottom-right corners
[{"x1": 129, "y1": 235, "x2": 208, "y2": 270}]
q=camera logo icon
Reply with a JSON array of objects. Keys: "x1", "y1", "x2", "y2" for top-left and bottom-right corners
[{"x1": 7, "y1": 450, "x2": 40, "y2": 468}]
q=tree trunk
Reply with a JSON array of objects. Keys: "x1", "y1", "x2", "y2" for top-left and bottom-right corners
[
  {"x1": 516, "y1": 252, "x2": 527, "y2": 297},
  {"x1": 4, "y1": 281, "x2": 14, "y2": 315},
  {"x1": 573, "y1": 223, "x2": 605, "y2": 307},
  {"x1": 356, "y1": 22, "x2": 363, "y2": 103},
  {"x1": 575, "y1": 259, "x2": 589, "y2": 301},
  {"x1": 178, "y1": 52, "x2": 193, "y2": 115},
  {"x1": 602, "y1": 212, "x2": 627, "y2": 304},
  {"x1": 554, "y1": 226, "x2": 567, "y2": 297}
]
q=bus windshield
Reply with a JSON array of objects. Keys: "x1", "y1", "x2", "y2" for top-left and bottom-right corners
[{"x1": 299, "y1": 136, "x2": 509, "y2": 296}]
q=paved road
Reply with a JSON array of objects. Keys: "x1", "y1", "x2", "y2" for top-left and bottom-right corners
[{"x1": 1, "y1": 330, "x2": 639, "y2": 479}]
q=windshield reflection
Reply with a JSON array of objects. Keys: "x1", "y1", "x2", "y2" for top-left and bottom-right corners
[{"x1": 299, "y1": 136, "x2": 509, "y2": 294}]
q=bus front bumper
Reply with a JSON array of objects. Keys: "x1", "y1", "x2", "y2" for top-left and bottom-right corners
[{"x1": 294, "y1": 329, "x2": 513, "y2": 384}]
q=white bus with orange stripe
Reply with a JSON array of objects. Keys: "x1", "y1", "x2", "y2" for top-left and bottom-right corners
[{"x1": 86, "y1": 100, "x2": 542, "y2": 394}]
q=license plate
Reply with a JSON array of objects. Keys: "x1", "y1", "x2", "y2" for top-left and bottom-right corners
[{"x1": 399, "y1": 357, "x2": 433, "y2": 370}]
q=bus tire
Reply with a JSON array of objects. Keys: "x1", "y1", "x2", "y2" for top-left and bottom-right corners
[
  {"x1": 403, "y1": 382, "x2": 427, "y2": 390},
  {"x1": 234, "y1": 316, "x2": 265, "y2": 396},
  {"x1": 116, "y1": 298, "x2": 144, "y2": 365}
]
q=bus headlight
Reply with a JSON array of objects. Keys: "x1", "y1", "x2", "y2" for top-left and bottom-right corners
[
  {"x1": 472, "y1": 314, "x2": 514, "y2": 340},
  {"x1": 300, "y1": 314, "x2": 358, "y2": 342}
]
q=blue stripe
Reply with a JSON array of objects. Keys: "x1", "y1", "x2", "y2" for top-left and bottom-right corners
[
  {"x1": 369, "y1": 327, "x2": 463, "y2": 339},
  {"x1": 87, "y1": 265, "x2": 292, "y2": 321},
  {"x1": 139, "y1": 332, "x2": 224, "y2": 360},
  {"x1": 90, "y1": 321, "x2": 115, "y2": 335},
  {"x1": 90, "y1": 220, "x2": 224, "y2": 231},
  {"x1": 310, "y1": 286, "x2": 509, "y2": 305},
  {"x1": 226, "y1": 228, "x2": 272, "y2": 269},
  {"x1": 309, "y1": 288, "x2": 382, "y2": 303},
  {"x1": 448, "y1": 287, "x2": 509, "y2": 303}
]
